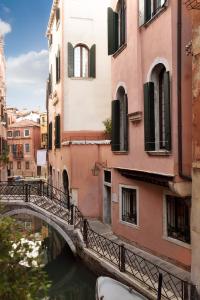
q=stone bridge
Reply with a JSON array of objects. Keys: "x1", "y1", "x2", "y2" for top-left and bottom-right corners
[{"x1": 0, "y1": 181, "x2": 84, "y2": 254}]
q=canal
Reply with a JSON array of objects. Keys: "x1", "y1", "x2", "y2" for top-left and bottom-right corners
[{"x1": 14, "y1": 214, "x2": 97, "y2": 300}]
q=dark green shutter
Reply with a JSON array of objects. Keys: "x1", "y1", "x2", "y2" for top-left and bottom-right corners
[
  {"x1": 55, "y1": 115, "x2": 61, "y2": 149},
  {"x1": 144, "y1": 0, "x2": 151, "y2": 22},
  {"x1": 107, "y1": 7, "x2": 118, "y2": 55},
  {"x1": 124, "y1": 94, "x2": 128, "y2": 151},
  {"x1": 58, "y1": 50, "x2": 61, "y2": 82},
  {"x1": 144, "y1": 82, "x2": 155, "y2": 151},
  {"x1": 48, "y1": 122, "x2": 52, "y2": 150},
  {"x1": 163, "y1": 71, "x2": 171, "y2": 151},
  {"x1": 111, "y1": 100, "x2": 120, "y2": 151},
  {"x1": 90, "y1": 44, "x2": 96, "y2": 78},
  {"x1": 68, "y1": 43, "x2": 74, "y2": 77}
]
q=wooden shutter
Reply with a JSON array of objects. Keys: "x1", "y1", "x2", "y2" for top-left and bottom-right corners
[
  {"x1": 111, "y1": 100, "x2": 120, "y2": 151},
  {"x1": 163, "y1": 71, "x2": 171, "y2": 151},
  {"x1": 124, "y1": 94, "x2": 128, "y2": 151},
  {"x1": 58, "y1": 50, "x2": 61, "y2": 82},
  {"x1": 55, "y1": 115, "x2": 61, "y2": 149},
  {"x1": 144, "y1": 0, "x2": 152, "y2": 23},
  {"x1": 68, "y1": 43, "x2": 74, "y2": 77},
  {"x1": 144, "y1": 82, "x2": 155, "y2": 151},
  {"x1": 48, "y1": 122, "x2": 52, "y2": 150},
  {"x1": 107, "y1": 7, "x2": 118, "y2": 55},
  {"x1": 90, "y1": 44, "x2": 96, "y2": 78}
]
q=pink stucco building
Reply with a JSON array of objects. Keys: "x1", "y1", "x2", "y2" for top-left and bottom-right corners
[{"x1": 47, "y1": 0, "x2": 193, "y2": 273}]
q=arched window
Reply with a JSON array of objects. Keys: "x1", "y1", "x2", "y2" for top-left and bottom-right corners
[
  {"x1": 74, "y1": 44, "x2": 89, "y2": 78},
  {"x1": 144, "y1": 63, "x2": 171, "y2": 151},
  {"x1": 111, "y1": 86, "x2": 128, "y2": 152}
]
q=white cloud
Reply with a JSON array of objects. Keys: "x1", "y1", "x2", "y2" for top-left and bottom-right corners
[
  {"x1": 0, "y1": 18, "x2": 11, "y2": 36},
  {"x1": 6, "y1": 50, "x2": 49, "y2": 111}
]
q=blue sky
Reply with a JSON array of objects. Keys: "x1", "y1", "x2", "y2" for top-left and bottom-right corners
[{"x1": 0, "y1": 0, "x2": 52, "y2": 111}]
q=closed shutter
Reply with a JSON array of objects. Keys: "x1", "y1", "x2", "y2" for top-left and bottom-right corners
[
  {"x1": 107, "y1": 7, "x2": 118, "y2": 55},
  {"x1": 56, "y1": 55, "x2": 58, "y2": 83},
  {"x1": 111, "y1": 100, "x2": 120, "y2": 151},
  {"x1": 90, "y1": 44, "x2": 96, "y2": 78},
  {"x1": 55, "y1": 115, "x2": 61, "y2": 149},
  {"x1": 163, "y1": 71, "x2": 171, "y2": 151},
  {"x1": 58, "y1": 50, "x2": 61, "y2": 82},
  {"x1": 48, "y1": 122, "x2": 52, "y2": 150},
  {"x1": 144, "y1": 0, "x2": 152, "y2": 23},
  {"x1": 68, "y1": 43, "x2": 74, "y2": 77},
  {"x1": 124, "y1": 94, "x2": 128, "y2": 151},
  {"x1": 144, "y1": 82, "x2": 155, "y2": 151}
]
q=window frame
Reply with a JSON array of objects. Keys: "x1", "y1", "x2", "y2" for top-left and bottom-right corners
[
  {"x1": 25, "y1": 143, "x2": 30, "y2": 153},
  {"x1": 117, "y1": 0, "x2": 127, "y2": 48},
  {"x1": 119, "y1": 184, "x2": 139, "y2": 228},
  {"x1": 25, "y1": 161, "x2": 30, "y2": 170},
  {"x1": 24, "y1": 129, "x2": 30, "y2": 137},
  {"x1": 7, "y1": 131, "x2": 13, "y2": 138},
  {"x1": 74, "y1": 44, "x2": 89, "y2": 78},
  {"x1": 17, "y1": 161, "x2": 21, "y2": 170},
  {"x1": 13, "y1": 130, "x2": 20, "y2": 138}
]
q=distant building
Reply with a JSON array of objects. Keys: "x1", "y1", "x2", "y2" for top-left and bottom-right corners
[
  {"x1": 40, "y1": 112, "x2": 47, "y2": 149},
  {"x1": 0, "y1": 35, "x2": 7, "y2": 181},
  {"x1": 7, "y1": 120, "x2": 41, "y2": 178}
]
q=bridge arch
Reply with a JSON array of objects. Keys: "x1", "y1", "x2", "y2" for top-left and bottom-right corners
[{"x1": 3, "y1": 208, "x2": 76, "y2": 255}]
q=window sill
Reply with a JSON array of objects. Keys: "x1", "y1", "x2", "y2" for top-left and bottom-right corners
[
  {"x1": 70, "y1": 77, "x2": 95, "y2": 81},
  {"x1": 163, "y1": 236, "x2": 191, "y2": 250},
  {"x1": 140, "y1": 5, "x2": 167, "y2": 28},
  {"x1": 113, "y1": 43, "x2": 127, "y2": 58},
  {"x1": 120, "y1": 220, "x2": 139, "y2": 230},
  {"x1": 112, "y1": 150, "x2": 128, "y2": 155},
  {"x1": 147, "y1": 150, "x2": 171, "y2": 156}
]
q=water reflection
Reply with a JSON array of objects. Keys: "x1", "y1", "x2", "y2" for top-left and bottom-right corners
[{"x1": 13, "y1": 214, "x2": 97, "y2": 300}]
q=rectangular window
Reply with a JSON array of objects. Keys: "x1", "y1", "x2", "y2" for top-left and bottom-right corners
[
  {"x1": 13, "y1": 130, "x2": 20, "y2": 138},
  {"x1": 7, "y1": 131, "x2": 12, "y2": 138},
  {"x1": 25, "y1": 161, "x2": 30, "y2": 169},
  {"x1": 17, "y1": 161, "x2": 21, "y2": 169},
  {"x1": 24, "y1": 129, "x2": 30, "y2": 137},
  {"x1": 166, "y1": 195, "x2": 191, "y2": 244},
  {"x1": 25, "y1": 144, "x2": 30, "y2": 152},
  {"x1": 104, "y1": 170, "x2": 111, "y2": 184},
  {"x1": 139, "y1": 0, "x2": 167, "y2": 26},
  {"x1": 56, "y1": 50, "x2": 61, "y2": 83},
  {"x1": 121, "y1": 186, "x2": 138, "y2": 225},
  {"x1": 10, "y1": 161, "x2": 13, "y2": 169}
]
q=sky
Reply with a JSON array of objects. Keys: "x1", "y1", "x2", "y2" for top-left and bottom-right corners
[{"x1": 0, "y1": 0, "x2": 52, "y2": 111}]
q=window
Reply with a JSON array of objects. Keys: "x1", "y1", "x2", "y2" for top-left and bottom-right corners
[
  {"x1": 68, "y1": 43, "x2": 96, "y2": 78},
  {"x1": 56, "y1": 7, "x2": 60, "y2": 25},
  {"x1": 17, "y1": 161, "x2": 21, "y2": 169},
  {"x1": 24, "y1": 129, "x2": 30, "y2": 137},
  {"x1": 13, "y1": 130, "x2": 20, "y2": 138},
  {"x1": 42, "y1": 133, "x2": 47, "y2": 143},
  {"x1": 111, "y1": 86, "x2": 128, "y2": 152},
  {"x1": 120, "y1": 186, "x2": 138, "y2": 225},
  {"x1": 25, "y1": 144, "x2": 30, "y2": 153},
  {"x1": 139, "y1": 0, "x2": 167, "y2": 26},
  {"x1": 25, "y1": 161, "x2": 30, "y2": 169},
  {"x1": 7, "y1": 131, "x2": 12, "y2": 138},
  {"x1": 56, "y1": 49, "x2": 61, "y2": 83},
  {"x1": 55, "y1": 115, "x2": 60, "y2": 149},
  {"x1": 12, "y1": 144, "x2": 23, "y2": 159},
  {"x1": 107, "y1": 0, "x2": 126, "y2": 55},
  {"x1": 144, "y1": 64, "x2": 171, "y2": 151},
  {"x1": 49, "y1": 34, "x2": 53, "y2": 47},
  {"x1": 48, "y1": 122, "x2": 52, "y2": 150},
  {"x1": 104, "y1": 170, "x2": 111, "y2": 184},
  {"x1": 166, "y1": 195, "x2": 191, "y2": 244},
  {"x1": 9, "y1": 161, "x2": 13, "y2": 169}
]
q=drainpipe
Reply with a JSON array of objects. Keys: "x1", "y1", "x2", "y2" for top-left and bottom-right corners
[{"x1": 177, "y1": 0, "x2": 192, "y2": 181}]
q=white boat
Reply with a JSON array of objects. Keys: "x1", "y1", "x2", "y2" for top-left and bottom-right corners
[{"x1": 96, "y1": 277, "x2": 147, "y2": 300}]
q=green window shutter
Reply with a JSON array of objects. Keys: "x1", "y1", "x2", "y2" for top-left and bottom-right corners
[
  {"x1": 144, "y1": 0, "x2": 151, "y2": 23},
  {"x1": 111, "y1": 100, "x2": 120, "y2": 151},
  {"x1": 124, "y1": 94, "x2": 128, "y2": 151},
  {"x1": 144, "y1": 82, "x2": 155, "y2": 151},
  {"x1": 163, "y1": 71, "x2": 171, "y2": 151},
  {"x1": 48, "y1": 122, "x2": 52, "y2": 150},
  {"x1": 107, "y1": 7, "x2": 118, "y2": 55},
  {"x1": 68, "y1": 42, "x2": 74, "y2": 77},
  {"x1": 90, "y1": 44, "x2": 96, "y2": 78},
  {"x1": 55, "y1": 115, "x2": 61, "y2": 149}
]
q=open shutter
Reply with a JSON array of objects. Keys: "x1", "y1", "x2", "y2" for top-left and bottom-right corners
[
  {"x1": 55, "y1": 115, "x2": 61, "y2": 149},
  {"x1": 56, "y1": 55, "x2": 58, "y2": 83},
  {"x1": 68, "y1": 43, "x2": 74, "y2": 77},
  {"x1": 163, "y1": 71, "x2": 171, "y2": 151},
  {"x1": 58, "y1": 50, "x2": 61, "y2": 82},
  {"x1": 144, "y1": 82, "x2": 155, "y2": 151},
  {"x1": 90, "y1": 44, "x2": 96, "y2": 78},
  {"x1": 144, "y1": 0, "x2": 152, "y2": 23},
  {"x1": 124, "y1": 94, "x2": 128, "y2": 151},
  {"x1": 107, "y1": 7, "x2": 118, "y2": 55},
  {"x1": 111, "y1": 100, "x2": 120, "y2": 151},
  {"x1": 139, "y1": 0, "x2": 145, "y2": 26},
  {"x1": 48, "y1": 122, "x2": 52, "y2": 150}
]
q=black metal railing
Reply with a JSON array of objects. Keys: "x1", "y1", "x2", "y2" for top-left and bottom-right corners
[{"x1": 0, "y1": 181, "x2": 191, "y2": 300}]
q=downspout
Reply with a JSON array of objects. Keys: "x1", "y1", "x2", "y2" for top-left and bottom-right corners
[{"x1": 177, "y1": 0, "x2": 192, "y2": 181}]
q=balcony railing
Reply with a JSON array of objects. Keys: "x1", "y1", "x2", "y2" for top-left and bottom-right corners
[{"x1": 185, "y1": 0, "x2": 200, "y2": 9}]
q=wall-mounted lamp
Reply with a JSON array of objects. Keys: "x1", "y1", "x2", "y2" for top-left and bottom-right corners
[{"x1": 91, "y1": 161, "x2": 107, "y2": 176}]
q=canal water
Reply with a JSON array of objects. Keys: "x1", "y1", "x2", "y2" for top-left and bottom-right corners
[{"x1": 14, "y1": 214, "x2": 97, "y2": 300}]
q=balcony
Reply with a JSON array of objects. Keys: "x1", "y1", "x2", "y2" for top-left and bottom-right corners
[{"x1": 185, "y1": 0, "x2": 200, "y2": 9}]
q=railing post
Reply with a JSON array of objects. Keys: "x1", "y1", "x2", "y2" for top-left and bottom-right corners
[
  {"x1": 25, "y1": 184, "x2": 30, "y2": 202},
  {"x1": 119, "y1": 243, "x2": 125, "y2": 272},
  {"x1": 70, "y1": 204, "x2": 74, "y2": 225},
  {"x1": 157, "y1": 273, "x2": 163, "y2": 300},
  {"x1": 83, "y1": 219, "x2": 88, "y2": 247}
]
